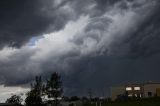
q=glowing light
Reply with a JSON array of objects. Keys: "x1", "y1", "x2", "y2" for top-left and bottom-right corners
[
  {"x1": 134, "y1": 87, "x2": 141, "y2": 90},
  {"x1": 126, "y1": 87, "x2": 132, "y2": 91}
]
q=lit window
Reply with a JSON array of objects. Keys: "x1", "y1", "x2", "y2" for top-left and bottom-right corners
[
  {"x1": 140, "y1": 94, "x2": 142, "y2": 98},
  {"x1": 126, "y1": 87, "x2": 132, "y2": 91},
  {"x1": 134, "y1": 87, "x2": 140, "y2": 90},
  {"x1": 135, "y1": 94, "x2": 137, "y2": 97},
  {"x1": 128, "y1": 94, "x2": 132, "y2": 97}
]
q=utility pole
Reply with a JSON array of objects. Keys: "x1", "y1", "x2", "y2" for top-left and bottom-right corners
[{"x1": 88, "y1": 88, "x2": 92, "y2": 101}]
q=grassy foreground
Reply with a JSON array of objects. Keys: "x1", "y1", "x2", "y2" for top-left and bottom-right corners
[{"x1": 83, "y1": 97, "x2": 160, "y2": 106}]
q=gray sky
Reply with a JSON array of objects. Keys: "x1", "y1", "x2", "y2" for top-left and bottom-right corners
[{"x1": 0, "y1": 0, "x2": 160, "y2": 99}]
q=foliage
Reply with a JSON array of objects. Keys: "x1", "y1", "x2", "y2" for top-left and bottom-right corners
[
  {"x1": 70, "y1": 96, "x2": 80, "y2": 101},
  {"x1": 45, "y1": 72, "x2": 63, "y2": 106},
  {"x1": 25, "y1": 73, "x2": 63, "y2": 106},
  {"x1": 25, "y1": 76, "x2": 44, "y2": 106},
  {"x1": 6, "y1": 94, "x2": 22, "y2": 104},
  {"x1": 81, "y1": 96, "x2": 89, "y2": 101},
  {"x1": 25, "y1": 91, "x2": 43, "y2": 106}
]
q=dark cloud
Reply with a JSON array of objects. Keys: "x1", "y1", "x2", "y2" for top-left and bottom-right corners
[
  {"x1": 0, "y1": 0, "x2": 74, "y2": 48},
  {"x1": 122, "y1": 4, "x2": 160, "y2": 58},
  {"x1": 0, "y1": 0, "x2": 160, "y2": 97},
  {"x1": 0, "y1": 0, "x2": 138, "y2": 48},
  {"x1": 62, "y1": 0, "x2": 160, "y2": 96}
]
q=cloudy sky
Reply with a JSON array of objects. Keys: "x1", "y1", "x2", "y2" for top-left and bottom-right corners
[{"x1": 0, "y1": 0, "x2": 160, "y2": 100}]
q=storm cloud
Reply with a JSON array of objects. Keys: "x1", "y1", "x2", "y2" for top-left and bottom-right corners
[
  {"x1": 0, "y1": 0, "x2": 77, "y2": 48},
  {"x1": 0, "y1": 0, "x2": 160, "y2": 96}
]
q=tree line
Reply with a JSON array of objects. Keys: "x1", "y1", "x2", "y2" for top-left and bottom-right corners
[{"x1": 6, "y1": 72, "x2": 63, "y2": 106}]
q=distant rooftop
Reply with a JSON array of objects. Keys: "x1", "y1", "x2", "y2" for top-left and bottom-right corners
[{"x1": 125, "y1": 81, "x2": 160, "y2": 86}]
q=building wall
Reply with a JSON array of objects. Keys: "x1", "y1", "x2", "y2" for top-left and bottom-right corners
[
  {"x1": 125, "y1": 84, "x2": 144, "y2": 97},
  {"x1": 111, "y1": 83, "x2": 160, "y2": 101},
  {"x1": 144, "y1": 84, "x2": 160, "y2": 97},
  {"x1": 111, "y1": 86, "x2": 124, "y2": 101},
  {"x1": 156, "y1": 88, "x2": 160, "y2": 96}
]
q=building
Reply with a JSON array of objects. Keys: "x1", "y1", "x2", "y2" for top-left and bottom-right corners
[{"x1": 111, "y1": 82, "x2": 160, "y2": 101}]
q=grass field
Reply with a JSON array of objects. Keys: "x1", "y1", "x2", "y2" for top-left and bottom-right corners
[{"x1": 83, "y1": 97, "x2": 160, "y2": 106}]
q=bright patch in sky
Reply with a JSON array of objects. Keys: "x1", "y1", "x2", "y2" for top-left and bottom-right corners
[
  {"x1": 30, "y1": 16, "x2": 89, "y2": 60},
  {"x1": 27, "y1": 36, "x2": 44, "y2": 46},
  {"x1": 0, "y1": 85, "x2": 29, "y2": 103}
]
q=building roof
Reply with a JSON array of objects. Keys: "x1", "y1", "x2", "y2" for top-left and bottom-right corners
[{"x1": 125, "y1": 82, "x2": 160, "y2": 86}]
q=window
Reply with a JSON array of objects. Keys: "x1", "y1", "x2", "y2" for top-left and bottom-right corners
[
  {"x1": 126, "y1": 87, "x2": 132, "y2": 91},
  {"x1": 134, "y1": 87, "x2": 141, "y2": 90},
  {"x1": 135, "y1": 94, "x2": 137, "y2": 97},
  {"x1": 128, "y1": 94, "x2": 133, "y2": 97},
  {"x1": 140, "y1": 94, "x2": 142, "y2": 98}
]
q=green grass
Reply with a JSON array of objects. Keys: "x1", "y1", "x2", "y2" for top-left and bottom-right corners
[{"x1": 83, "y1": 97, "x2": 160, "y2": 106}]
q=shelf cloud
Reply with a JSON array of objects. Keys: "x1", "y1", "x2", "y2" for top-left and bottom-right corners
[{"x1": 0, "y1": 0, "x2": 160, "y2": 96}]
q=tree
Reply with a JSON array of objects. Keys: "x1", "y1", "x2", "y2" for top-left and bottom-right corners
[
  {"x1": 6, "y1": 94, "x2": 22, "y2": 104},
  {"x1": 70, "y1": 96, "x2": 80, "y2": 101},
  {"x1": 25, "y1": 76, "x2": 44, "y2": 106},
  {"x1": 45, "y1": 72, "x2": 63, "y2": 106},
  {"x1": 81, "y1": 96, "x2": 89, "y2": 102}
]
